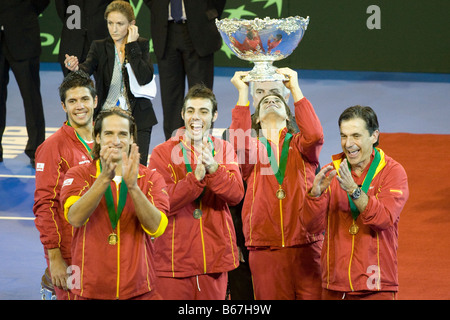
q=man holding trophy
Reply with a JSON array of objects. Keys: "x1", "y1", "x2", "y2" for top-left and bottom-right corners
[
  {"x1": 219, "y1": 15, "x2": 324, "y2": 300},
  {"x1": 229, "y1": 68, "x2": 324, "y2": 300}
]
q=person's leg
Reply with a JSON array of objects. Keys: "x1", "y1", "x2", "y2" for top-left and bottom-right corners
[
  {"x1": 249, "y1": 248, "x2": 296, "y2": 300},
  {"x1": 293, "y1": 241, "x2": 323, "y2": 300},
  {"x1": 129, "y1": 289, "x2": 162, "y2": 300},
  {"x1": 0, "y1": 39, "x2": 10, "y2": 161},
  {"x1": 183, "y1": 49, "x2": 214, "y2": 91},
  {"x1": 9, "y1": 55, "x2": 45, "y2": 163},
  {"x1": 154, "y1": 275, "x2": 196, "y2": 300},
  {"x1": 136, "y1": 126, "x2": 152, "y2": 166},
  {"x1": 155, "y1": 273, "x2": 228, "y2": 300},
  {"x1": 228, "y1": 260, "x2": 254, "y2": 299},
  {"x1": 195, "y1": 272, "x2": 228, "y2": 300},
  {"x1": 322, "y1": 288, "x2": 397, "y2": 300},
  {"x1": 157, "y1": 23, "x2": 187, "y2": 140}
]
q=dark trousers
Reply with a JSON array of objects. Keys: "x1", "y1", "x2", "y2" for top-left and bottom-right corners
[
  {"x1": 157, "y1": 22, "x2": 215, "y2": 140},
  {"x1": 0, "y1": 33, "x2": 45, "y2": 160},
  {"x1": 137, "y1": 126, "x2": 152, "y2": 166},
  {"x1": 228, "y1": 257, "x2": 254, "y2": 300}
]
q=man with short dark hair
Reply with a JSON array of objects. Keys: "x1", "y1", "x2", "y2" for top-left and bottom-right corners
[
  {"x1": 34, "y1": 70, "x2": 97, "y2": 300},
  {"x1": 149, "y1": 84, "x2": 243, "y2": 300},
  {"x1": 303, "y1": 105, "x2": 409, "y2": 300}
]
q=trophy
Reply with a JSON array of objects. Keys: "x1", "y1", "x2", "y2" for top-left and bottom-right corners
[{"x1": 216, "y1": 16, "x2": 309, "y2": 82}]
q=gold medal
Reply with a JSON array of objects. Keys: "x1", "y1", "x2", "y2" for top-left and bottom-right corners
[
  {"x1": 276, "y1": 188, "x2": 286, "y2": 200},
  {"x1": 193, "y1": 208, "x2": 203, "y2": 219},
  {"x1": 108, "y1": 233, "x2": 118, "y2": 245},
  {"x1": 349, "y1": 223, "x2": 359, "y2": 235}
]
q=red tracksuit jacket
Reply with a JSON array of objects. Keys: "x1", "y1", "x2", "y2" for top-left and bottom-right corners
[
  {"x1": 148, "y1": 134, "x2": 244, "y2": 278},
  {"x1": 33, "y1": 122, "x2": 92, "y2": 261},
  {"x1": 60, "y1": 160, "x2": 170, "y2": 299},
  {"x1": 229, "y1": 97, "x2": 324, "y2": 248},
  {"x1": 302, "y1": 149, "x2": 409, "y2": 293}
]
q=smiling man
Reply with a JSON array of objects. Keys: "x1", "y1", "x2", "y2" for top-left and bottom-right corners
[
  {"x1": 60, "y1": 107, "x2": 169, "y2": 300},
  {"x1": 230, "y1": 68, "x2": 324, "y2": 300},
  {"x1": 33, "y1": 70, "x2": 97, "y2": 300},
  {"x1": 302, "y1": 105, "x2": 409, "y2": 300},
  {"x1": 148, "y1": 84, "x2": 244, "y2": 300}
]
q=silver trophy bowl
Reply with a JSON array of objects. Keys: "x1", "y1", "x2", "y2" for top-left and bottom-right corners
[{"x1": 216, "y1": 16, "x2": 309, "y2": 82}]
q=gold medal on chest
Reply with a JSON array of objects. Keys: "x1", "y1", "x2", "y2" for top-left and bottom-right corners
[
  {"x1": 349, "y1": 223, "x2": 359, "y2": 235},
  {"x1": 108, "y1": 233, "x2": 118, "y2": 245},
  {"x1": 193, "y1": 208, "x2": 203, "y2": 219},
  {"x1": 276, "y1": 188, "x2": 286, "y2": 200}
]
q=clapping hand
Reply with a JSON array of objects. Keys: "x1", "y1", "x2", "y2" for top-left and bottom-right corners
[
  {"x1": 99, "y1": 145, "x2": 119, "y2": 181},
  {"x1": 336, "y1": 159, "x2": 359, "y2": 193},
  {"x1": 122, "y1": 143, "x2": 140, "y2": 190},
  {"x1": 193, "y1": 137, "x2": 218, "y2": 180},
  {"x1": 201, "y1": 137, "x2": 218, "y2": 174},
  {"x1": 309, "y1": 165, "x2": 337, "y2": 197}
]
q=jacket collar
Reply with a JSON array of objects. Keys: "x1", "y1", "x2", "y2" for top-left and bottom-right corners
[
  {"x1": 94, "y1": 159, "x2": 145, "y2": 179},
  {"x1": 332, "y1": 148, "x2": 387, "y2": 180}
]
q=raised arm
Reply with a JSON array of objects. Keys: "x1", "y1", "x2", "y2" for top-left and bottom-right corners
[
  {"x1": 125, "y1": 26, "x2": 154, "y2": 85},
  {"x1": 279, "y1": 68, "x2": 323, "y2": 164}
]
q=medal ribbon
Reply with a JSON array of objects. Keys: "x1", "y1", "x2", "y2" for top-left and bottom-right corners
[
  {"x1": 347, "y1": 148, "x2": 381, "y2": 220},
  {"x1": 99, "y1": 161, "x2": 128, "y2": 230},
  {"x1": 259, "y1": 132, "x2": 293, "y2": 186},
  {"x1": 67, "y1": 120, "x2": 92, "y2": 153}
]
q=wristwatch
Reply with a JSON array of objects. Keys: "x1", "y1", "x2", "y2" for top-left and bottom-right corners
[{"x1": 349, "y1": 186, "x2": 362, "y2": 200}]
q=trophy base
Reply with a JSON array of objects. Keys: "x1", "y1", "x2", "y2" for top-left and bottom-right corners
[{"x1": 242, "y1": 61, "x2": 288, "y2": 82}]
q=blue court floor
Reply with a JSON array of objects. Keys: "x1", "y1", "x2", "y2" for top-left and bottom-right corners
[{"x1": 0, "y1": 64, "x2": 449, "y2": 299}]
